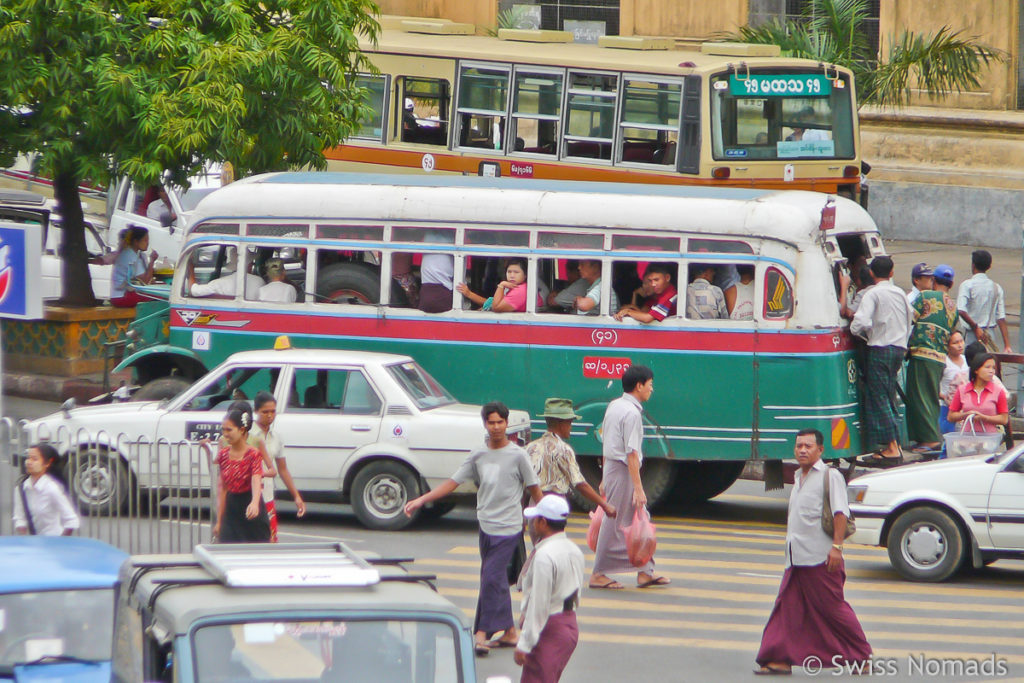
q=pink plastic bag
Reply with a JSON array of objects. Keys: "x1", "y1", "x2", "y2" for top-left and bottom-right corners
[
  {"x1": 587, "y1": 506, "x2": 604, "y2": 552},
  {"x1": 626, "y1": 507, "x2": 657, "y2": 567}
]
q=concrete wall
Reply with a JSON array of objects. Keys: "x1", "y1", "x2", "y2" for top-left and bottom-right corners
[
  {"x1": 375, "y1": 0, "x2": 495, "y2": 29},
  {"x1": 869, "y1": 180, "x2": 1024, "y2": 248},
  {"x1": 880, "y1": 0, "x2": 1017, "y2": 111},
  {"x1": 620, "y1": 0, "x2": 746, "y2": 38}
]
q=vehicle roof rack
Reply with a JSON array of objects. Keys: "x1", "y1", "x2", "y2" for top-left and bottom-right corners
[{"x1": 193, "y1": 542, "x2": 381, "y2": 588}]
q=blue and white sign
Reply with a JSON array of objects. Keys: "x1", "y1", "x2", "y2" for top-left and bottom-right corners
[{"x1": 0, "y1": 221, "x2": 43, "y2": 320}]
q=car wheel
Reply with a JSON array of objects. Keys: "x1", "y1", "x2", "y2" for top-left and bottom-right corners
[
  {"x1": 133, "y1": 377, "x2": 191, "y2": 402},
  {"x1": 65, "y1": 448, "x2": 132, "y2": 515},
  {"x1": 351, "y1": 461, "x2": 421, "y2": 531},
  {"x1": 887, "y1": 506, "x2": 966, "y2": 582}
]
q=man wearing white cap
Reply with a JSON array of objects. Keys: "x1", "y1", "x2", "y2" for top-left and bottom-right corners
[{"x1": 515, "y1": 495, "x2": 584, "y2": 683}]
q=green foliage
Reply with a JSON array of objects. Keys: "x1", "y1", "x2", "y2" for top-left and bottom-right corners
[
  {"x1": 726, "y1": 0, "x2": 1001, "y2": 108},
  {"x1": 0, "y1": 0, "x2": 380, "y2": 302}
]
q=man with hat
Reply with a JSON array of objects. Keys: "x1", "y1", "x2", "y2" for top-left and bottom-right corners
[
  {"x1": 907, "y1": 262, "x2": 934, "y2": 305},
  {"x1": 515, "y1": 494, "x2": 585, "y2": 682},
  {"x1": 526, "y1": 398, "x2": 616, "y2": 518}
]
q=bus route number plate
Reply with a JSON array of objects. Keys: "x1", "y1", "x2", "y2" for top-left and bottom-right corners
[
  {"x1": 729, "y1": 74, "x2": 832, "y2": 97},
  {"x1": 583, "y1": 356, "x2": 632, "y2": 379}
]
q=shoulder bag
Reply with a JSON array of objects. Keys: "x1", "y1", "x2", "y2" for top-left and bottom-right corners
[
  {"x1": 821, "y1": 468, "x2": 855, "y2": 540},
  {"x1": 17, "y1": 476, "x2": 37, "y2": 536}
]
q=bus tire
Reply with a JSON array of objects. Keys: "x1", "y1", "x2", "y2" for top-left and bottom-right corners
[
  {"x1": 133, "y1": 378, "x2": 191, "y2": 402},
  {"x1": 316, "y1": 262, "x2": 409, "y2": 306},
  {"x1": 351, "y1": 460, "x2": 421, "y2": 531},
  {"x1": 420, "y1": 500, "x2": 458, "y2": 519},
  {"x1": 568, "y1": 456, "x2": 603, "y2": 512},
  {"x1": 64, "y1": 448, "x2": 133, "y2": 515},
  {"x1": 670, "y1": 461, "x2": 745, "y2": 505},
  {"x1": 641, "y1": 459, "x2": 678, "y2": 510}
]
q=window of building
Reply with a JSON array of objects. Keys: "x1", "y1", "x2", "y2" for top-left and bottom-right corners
[
  {"x1": 498, "y1": 0, "x2": 621, "y2": 40},
  {"x1": 399, "y1": 77, "x2": 450, "y2": 145},
  {"x1": 456, "y1": 64, "x2": 511, "y2": 150},
  {"x1": 747, "y1": 0, "x2": 880, "y2": 59}
]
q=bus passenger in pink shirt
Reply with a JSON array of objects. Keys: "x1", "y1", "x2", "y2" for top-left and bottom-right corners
[
  {"x1": 491, "y1": 259, "x2": 541, "y2": 312},
  {"x1": 946, "y1": 352, "x2": 1008, "y2": 433}
]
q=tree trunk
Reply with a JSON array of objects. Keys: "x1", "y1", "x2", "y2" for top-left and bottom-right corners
[{"x1": 53, "y1": 169, "x2": 98, "y2": 305}]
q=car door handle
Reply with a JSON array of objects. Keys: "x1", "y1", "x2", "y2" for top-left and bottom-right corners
[{"x1": 351, "y1": 425, "x2": 373, "y2": 432}]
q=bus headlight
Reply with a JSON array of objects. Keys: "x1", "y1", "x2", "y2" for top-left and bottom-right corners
[{"x1": 847, "y1": 484, "x2": 868, "y2": 503}]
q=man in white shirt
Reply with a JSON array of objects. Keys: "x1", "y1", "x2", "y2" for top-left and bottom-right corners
[
  {"x1": 188, "y1": 248, "x2": 263, "y2": 299},
  {"x1": 257, "y1": 258, "x2": 297, "y2": 303},
  {"x1": 755, "y1": 429, "x2": 871, "y2": 675},
  {"x1": 957, "y1": 249, "x2": 1012, "y2": 352},
  {"x1": 851, "y1": 256, "x2": 913, "y2": 465},
  {"x1": 570, "y1": 260, "x2": 619, "y2": 316},
  {"x1": 514, "y1": 495, "x2": 585, "y2": 682}
]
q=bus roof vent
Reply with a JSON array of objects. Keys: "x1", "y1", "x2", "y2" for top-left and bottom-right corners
[
  {"x1": 700, "y1": 41, "x2": 781, "y2": 58},
  {"x1": 379, "y1": 14, "x2": 452, "y2": 30},
  {"x1": 598, "y1": 35, "x2": 674, "y2": 51},
  {"x1": 193, "y1": 542, "x2": 381, "y2": 588},
  {"x1": 401, "y1": 19, "x2": 475, "y2": 35},
  {"x1": 498, "y1": 28, "x2": 573, "y2": 43}
]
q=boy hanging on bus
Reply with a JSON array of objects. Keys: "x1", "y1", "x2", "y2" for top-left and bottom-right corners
[{"x1": 614, "y1": 263, "x2": 676, "y2": 324}]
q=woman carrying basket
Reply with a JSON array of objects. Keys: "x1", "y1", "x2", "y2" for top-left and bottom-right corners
[{"x1": 946, "y1": 353, "x2": 1008, "y2": 434}]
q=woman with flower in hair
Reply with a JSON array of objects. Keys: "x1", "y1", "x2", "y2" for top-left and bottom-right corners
[{"x1": 213, "y1": 404, "x2": 271, "y2": 543}]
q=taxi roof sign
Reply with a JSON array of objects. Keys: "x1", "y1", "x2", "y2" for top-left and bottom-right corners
[
  {"x1": 274, "y1": 335, "x2": 292, "y2": 350},
  {"x1": 193, "y1": 542, "x2": 381, "y2": 588}
]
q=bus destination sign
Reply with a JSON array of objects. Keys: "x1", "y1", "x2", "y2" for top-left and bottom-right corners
[{"x1": 729, "y1": 74, "x2": 832, "y2": 97}]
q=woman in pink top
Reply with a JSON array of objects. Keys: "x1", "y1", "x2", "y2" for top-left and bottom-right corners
[
  {"x1": 947, "y1": 353, "x2": 1008, "y2": 434},
  {"x1": 492, "y1": 258, "x2": 540, "y2": 313}
]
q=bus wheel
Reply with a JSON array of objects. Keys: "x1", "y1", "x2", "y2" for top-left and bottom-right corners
[
  {"x1": 670, "y1": 461, "x2": 745, "y2": 506},
  {"x1": 351, "y1": 460, "x2": 421, "y2": 531},
  {"x1": 641, "y1": 459, "x2": 678, "y2": 511},
  {"x1": 316, "y1": 262, "x2": 409, "y2": 306},
  {"x1": 133, "y1": 378, "x2": 191, "y2": 402},
  {"x1": 420, "y1": 500, "x2": 457, "y2": 519},
  {"x1": 568, "y1": 456, "x2": 603, "y2": 512}
]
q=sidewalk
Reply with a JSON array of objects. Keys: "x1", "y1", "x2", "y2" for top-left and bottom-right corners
[{"x1": 2, "y1": 370, "x2": 113, "y2": 405}]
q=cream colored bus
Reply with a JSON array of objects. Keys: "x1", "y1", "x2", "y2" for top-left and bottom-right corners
[{"x1": 333, "y1": 19, "x2": 862, "y2": 199}]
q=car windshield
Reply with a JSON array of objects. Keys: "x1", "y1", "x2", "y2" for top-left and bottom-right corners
[
  {"x1": 386, "y1": 361, "x2": 456, "y2": 410},
  {"x1": 0, "y1": 588, "x2": 115, "y2": 673},
  {"x1": 192, "y1": 619, "x2": 461, "y2": 682},
  {"x1": 178, "y1": 187, "x2": 219, "y2": 212}
]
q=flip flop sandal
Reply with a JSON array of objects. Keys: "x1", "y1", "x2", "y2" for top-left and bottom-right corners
[
  {"x1": 637, "y1": 575, "x2": 671, "y2": 588},
  {"x1": 474, "y1": 642, "x2": 490, "y2": 656},
  {"x1": 487, "y1": 639, "x2": 518, "y2": 648},
  {"x1": 588, "y1": 579, "x2": 625, "y2": 590},
  {"x1": 753, "y1": 666, "x2": 792, "y2": 676}
]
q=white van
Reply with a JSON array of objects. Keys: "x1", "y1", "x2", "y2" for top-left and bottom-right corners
[{"x1": 106, "y1": 166, "x2": 222, "y2": 265}]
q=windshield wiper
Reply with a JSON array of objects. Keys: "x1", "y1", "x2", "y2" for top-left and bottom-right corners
[{"x1": 21, "y1": 654, "x2": 100, "y2": 666}]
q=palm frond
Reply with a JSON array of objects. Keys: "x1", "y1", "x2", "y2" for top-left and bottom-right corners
[
  {"x1": 868, "y1": 27, "x2": 1003, "y2": 107},
  {"x1": 804, "y1": 0, "x2": 873, "y2": 65}
]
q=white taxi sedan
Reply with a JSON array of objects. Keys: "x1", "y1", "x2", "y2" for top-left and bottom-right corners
[
  {"x1": 848, "y1": 446, "x2": 1024, "y2": 582},
  {"x1": 25, "y1": 345, "x2": 531, "y2": 530}
]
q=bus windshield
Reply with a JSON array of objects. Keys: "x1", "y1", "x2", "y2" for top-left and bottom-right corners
[
  {"x1": 386, "y1": 361, "x2": 457, "y2": 410},
  {"x1": 710, "y1": 72, "x2": 856, "y2": 161}
]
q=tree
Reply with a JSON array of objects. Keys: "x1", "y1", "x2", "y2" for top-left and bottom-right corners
[
  {"x1": 728, "y1": 0, "x2": 1000, "y2": 108},
  {"x1": 0, "y1": 0, "x2": 380, "y2": 305}
]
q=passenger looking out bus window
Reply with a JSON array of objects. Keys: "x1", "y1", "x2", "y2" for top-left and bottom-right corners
[
  {"x1": 614, "y1": 263, "x2": 676, "y2": 323},
  {"x1": 391, "y1": 252, "x2": 419, "y2": 308},
  {"x1": 730, "y1": 265, "x2": 756, "y2": 321},
  {"x1": 400, "y1": 77, "x2": 449, "y2": 146},
  {"x1": 686, "y1": 264, "x2": 728, "y2": 320},
  {"x1": 572, "y1": 260, "x2": 618, "y2": 315},
  {"x1": 458, "y1": 258, "x2": 541, "y2": 313},
  {"x1": 258, "y1": 259, "x2": 297, "y2": 304},
  {"x1": 548, "y1": 260, "x2": 587, "y2": 311},
  {"x1": 188, "y1": 246, "x2": 262, "y2": 299},
  {"x1": 786, "y1": 107, "x2": 830, "y2": 142},
  {"x1": 713, "y1": 264, "x2": 740, "y2": 315}
]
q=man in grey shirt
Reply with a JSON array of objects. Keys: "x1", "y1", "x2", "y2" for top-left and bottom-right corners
[{"x1": 406, "y1": 401, "x2": 541, "y2": 655}]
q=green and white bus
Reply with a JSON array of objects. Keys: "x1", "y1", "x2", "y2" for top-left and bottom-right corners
[{"x1": 118, "y1": 173, "x2": 883, "y2": 506}]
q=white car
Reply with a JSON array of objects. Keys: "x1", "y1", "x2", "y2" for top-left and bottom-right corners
[
  {"x1": 25, "y1": 344, "x2": 531, "y2": 530},
  {"x1": 848, "y1": 447, "x2": 1024, "y2": 582}
]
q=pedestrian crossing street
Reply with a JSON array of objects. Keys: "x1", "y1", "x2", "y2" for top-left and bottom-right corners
[{"x1": 412, "y1": 502, "x2": 1024, "y2": 677}]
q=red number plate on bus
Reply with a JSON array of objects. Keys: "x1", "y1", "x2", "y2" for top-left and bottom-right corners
[{"x1": 583, "y1": 357, "x2": 632, "y2": 378}]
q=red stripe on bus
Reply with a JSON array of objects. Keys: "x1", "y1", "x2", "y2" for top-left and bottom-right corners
[
  {"x1": 326, "y1": 146, "x2": 857, "y2": 191},
  {"x1": 172, "y1": 310, "x2": 856, "y2": 353}
]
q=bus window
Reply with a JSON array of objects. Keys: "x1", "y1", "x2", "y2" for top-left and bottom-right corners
[
  {"x1": 544, "y1": 258, "x2": 616, "y2": 315},
  {"x1": 315, "y1": 249, "x2": 382, "y2": 305},
  {"x1": 764, "y1": 267, "x2": 794, "y2": 320},
  {"x1": 400, "y1": 77, "x2": 449, "y2": 145},
  {"x1": 510, "y1": 69, "x2": 563, "y2": 155},
  {"x1": 183, "y1": 245, "x2": 262, "y2": 300},
  {"x1": 353, "y1": 74, "x2": 388, "y2": 142},
  {"x1": 456, "y1": 64, "x2": 511, "y2": 151},
  {"x1": 618, "y1": 78, "x2": 681, "y2": 165},
  {"x1": 612, "y1": 260, "x2": 678, "y2": 316},
  {"x1": 244, "y1": 246, "x2": 304, "y2": 304},
  {"x1": 458, "y1": 256, "x2": 543, "y2": 312},
  {"x1": 611, "y1": 234, "x2": 680, "y2": 253},
  {"x1": 710, "y1": 72, "x2": 855, "y2": 161},
  {"x1": 684, "y1": 262, "x2": 729, "y2": 321},
  {"x1": 563, "y1": 72, "x2": 617, "y2": 161},
  {"x1": 464, "y1": 228, "x2": 529, "y2": 247},
  {"x1": 688, "y1": 238, "x2": 753, "y2": 254}
]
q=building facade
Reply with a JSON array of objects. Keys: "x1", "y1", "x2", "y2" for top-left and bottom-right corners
[{"x1": 376, "y1": 0, "x2": 1024, "y2": 246}]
